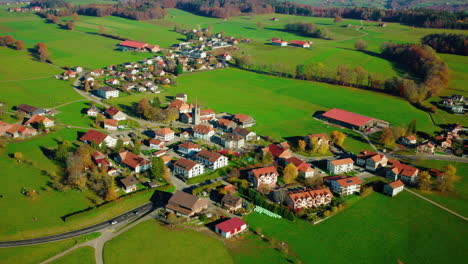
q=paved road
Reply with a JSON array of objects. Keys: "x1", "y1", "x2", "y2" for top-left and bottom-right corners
[{"x1": 0, "y1": 202, "x2": 153, "y2": 248}]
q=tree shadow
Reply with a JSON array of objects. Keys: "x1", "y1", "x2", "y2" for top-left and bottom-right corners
[{"x1": 150, "y1": 190, "x2": 173, "y2": 207}]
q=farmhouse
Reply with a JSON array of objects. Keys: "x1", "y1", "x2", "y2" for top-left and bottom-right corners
[
  {"x1": 169, "y1": 99, "x2": 192, "y2": 114},
  {"x1": 116, "y1": 151, "x2": 151, "y2": 173},
  {"x1": 166, "y1": 191, "x2": 209, "y2": 216},
  {"x1": 289, "y1": 40, "x2": 310, "y2": 48},
  {"x1": 79, "y1": 130, "x2": 117, "y2": 147},
  {"x1": 120, "y1": 175, "x2": 138, "y2": 193},
  {"x1": 266, "y1": 143, "x2": 292, "y2": 159},
  {"x1": 356, "y1": 150, "x2": 388, "y2": 171},
  {"x1": 221, "y1": 133, "x2": 244, "y2": 150},
  {"x1": 400, "y1": 135, "x2": 417, "y2": 145},
  {"x1": 325, "y1": 176, "x2": 362, "y2": 196},
  {"x1": 285, "y1": 157, "x2": 314, "y2": 178},
  {"x1": 154, "y1": 128, "x2": 175, "y2": 142},
  {"x1": 321, "y1": 108, "x2": 389, "y2": 132},
  {"x1": 103, "y1": 119, "x2": 118, "y2": 130},
  {"x1": 173, "y1": 158, "x2": 205, "y2": 178},
  {"x1": 149, "y1": 139, "x2": 165, "y2": 150},
  {"x1": 64, "y1": 70, "x2": 77, "y2": 78},
  {"x1": 215, "y1": 217, "x2": 247, "y2": 239},
  {"x1": 92, "y1": 151, "x2": 109, "y2": 168},
  {"x1": 232, "y1": 113, "x2": 255, "y2": 128},
  {"x1": 327, "y1": 158, "x2": 354, "y2": 174},
  {"x1": 286, "y1": 188, "x2": 333, "y2": 210},
  {"x1": 87, "y1": 106, "x2": 99, "y2": 116},
  {"x1": 232, "y1": 127, "x2": 257, "y2": 141},
  {"x1": 221, "y1": 194, "x2": 242, "y2": 212},
  {"x1": 385, "y1": 160, "x2": 419, "y2": 185},
  {"x1": 16, "y1": 104, "x2": 45, "y2": 116},
  {"x1": 272, "y1": 40, "x2": 287, "y2": 46},
  {"x1": 175, "y1": 93, "x2": 188, "y2": 102},
  {"x1": 5, "y1": 124, "x2": 37, "y2": 138},
  {"x1": 0, "y1": 121, "x2": 12, "y2": 136},
  {"x1": 90, "y1": 69, "x2": 104, "y2": 77},
  {"x1": 248, "y1": 166, "x2": 278, "y2": 189},
  {"x1": 178, "y1": 142, "x2": 201, "y2": 156},
  {"x1": 383, "y1": 180, "x2": 404, "y2": 197},
  {"x1": 24, "y1": 114, "x2": 54, "y2": 128},
  {"x1": 96, "y1": 87, "x2": 119, "y2": 99},
  {"x1": 193, "y1": 124, "x2": 215, "y2": 140},
  {"x1": 217, "y1": 118, "x2": 237, "y2": 132},
  {"x1": 194, "y1": 150, "x2": 228, "y2": 170},
  {"x1": 417, "y1": 141, "x2": 435, "y2": 154},
  {"x1": 117, "y1": 40, "x2": 148, "y2": 52},
  {"x1": 105, "y1": 106, "x2": 126, "y2": 121}
]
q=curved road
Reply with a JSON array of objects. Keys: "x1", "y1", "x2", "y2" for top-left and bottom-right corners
[{"x1": 0, "y1": 202, "x2": 153, "y2": 248}]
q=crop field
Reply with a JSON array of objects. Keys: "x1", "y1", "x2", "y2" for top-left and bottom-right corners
[
  {"x1": 173, "y1": 68, "x2": 435, "y2": 150},
  {"x1": 103, "y1": 219, "x2": 233, "y2": 264},
  {"x1": 246, "y1": 191, "x2": 468, "y2": 264}
]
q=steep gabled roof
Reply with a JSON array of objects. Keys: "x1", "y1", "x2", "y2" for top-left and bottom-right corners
[{"x1": 79, "y1": 130, "x2": 108, "y2": 144}]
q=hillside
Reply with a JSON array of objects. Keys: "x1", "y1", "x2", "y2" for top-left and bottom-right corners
[{"x1": 285, "y1": 0, "x2": 468, "y2": 10}]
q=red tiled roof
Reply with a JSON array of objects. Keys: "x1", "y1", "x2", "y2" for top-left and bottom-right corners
[
  {"x1": 215, "y1": 217, "x2": 246, "y2": 234},
  {"x1": 195, "y1": 150, "x2": 223, "y2": 162},
  {"x1": 290, "y1": 40, "x2": 308, "y2": 45},
  {"x1": 104, "y1": 119, "x2": 118, "y2": 127},
  {"x1": 119, "y1": 151, "x2": 150, "y2": 169},
  {"x1": 174, "y1": 158, "x2": 199, "y2": 171},
  {"x1": 388, "y1": 161, "x2": 418, "y2": 178},
  {"x1": 267, "y1": 144, "x2": 292, "y2": 158},
  {"x1": 218, "y1": 118, "x2": 233, "y2": 127},
  {"x1": 149, "y1": 139, "x2": 163, "y2": 145},
  {"x1": 272, "y1": 40, "x2": 287, "y2": 44},
  {"x1": 336, "y1": 176, "x2": 362, "y2": 187},
  {"x1": 200, "y1": 109, "x2": 215, "y2": 116},
  {"x1": 118, "y1": 40, "x2": 148, "y2": 49},
  {"x1": 105, "y1": 106, "x2": 121, "y2": 117},
  {"x1": 388, "y1": 180, "x2": 404, "y2": 189},
  {"x1": 322, "y1": 108, "x2": 373, "y2": 127},
  {"x1": 250, "y1": 166, "x2": 278, "y2": 179},
  {"x1": 233, "y1": 113, "x2": 252, "y2": 123},
  {"x1": 79, "y1": 130, "x2": 108, "y2": 144},
  {"x1": 155, "y1": 128, "x2": 174, "y2": 136},
  {"x1": 330, "y1": 158, "x2": 354, "y2": 166},
  {"x1": 193, "y1": 124, "x2": 214, "y2": 135},
  {"x1": 285, "y1": 157, "x2": 313, "y2": 173},
  {"x1": 179, "y1": 142, "x2": 200, "y2": 149},
  {"x1": 24, "y1": 115, "x2": 52, "y2": 125}
]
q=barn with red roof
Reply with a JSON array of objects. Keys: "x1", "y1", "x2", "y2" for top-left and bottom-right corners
[
  {"x1": 117, "y1": 40, "x2": 148, "y2": 51},
  {"x1": 215, "y1": 217, "x2": 247, "y2": 238},
  {"x1": 321, "y1": 108, "x2": 389, "y2": 132}
]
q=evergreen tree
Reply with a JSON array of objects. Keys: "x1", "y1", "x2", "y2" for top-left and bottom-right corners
[{"x1": 151, "y1": 157, "x2": 164, "y2": 179}]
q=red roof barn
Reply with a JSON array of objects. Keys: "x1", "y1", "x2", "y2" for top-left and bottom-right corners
[{"x1": 215, "y1": 217, "x2": 247, "y2": 239}]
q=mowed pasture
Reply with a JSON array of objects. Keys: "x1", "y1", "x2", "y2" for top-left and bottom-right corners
[
  {"x1": 103, "y1": 219, "x2": 234, "y2": 264},
  {"x1": 49, "y1": 246, "x2": 95, "y2": 264},
  {"x1": 174, "y1": 68, "x2": 435, "y2": 150},
  {"x1": 246, "y1": 191, "x2": 468, "y2": 264}
]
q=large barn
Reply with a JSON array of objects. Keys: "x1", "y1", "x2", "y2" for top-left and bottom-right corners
[{"x1": 321, "y1": 108, "x2": 389, "y2": 132}]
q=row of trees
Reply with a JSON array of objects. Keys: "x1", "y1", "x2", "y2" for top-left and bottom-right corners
[
  {"x1": 77, "y1": 2, "x2": 167, "y2": 20},
  {"x1": 421, "y1": 33, "x2": 468, "y2": 56},
  {"x1": 0, "y1": 35, "x2": 25, "y2": 50},
  {"x1": 284, "y1": 22, "x2": 331, "y2": 39}
]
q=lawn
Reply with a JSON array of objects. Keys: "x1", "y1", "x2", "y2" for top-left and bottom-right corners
[
  {"x1": 0, "y1": 47, "x2": 61, "y2": 80},
  {"x1": 246, "y1": 191, "x2": 468, "y2": 264},
  {"x1": 50, "y1": 246, "x2": 95, "y2": 264},
  {"x1": 0, "y1": 233, "x2": 98, "y2": 264},
  {"x1": 173, "y1": 68, "x2": 435, "y2": 152},
  {"x1": 103, "y1": 219, "x2": 233, "y2": 264},
  {"x1": 55, "y1": 100, "x2": 98, "y2": 128}
]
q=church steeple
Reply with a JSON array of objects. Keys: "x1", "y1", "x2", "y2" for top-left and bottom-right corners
[{"x1": 192, "y1": 98, "x2": 200, "y2": 125}]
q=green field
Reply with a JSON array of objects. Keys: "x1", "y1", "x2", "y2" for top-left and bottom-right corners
[
  {"x1": 246, "y1": 191, "x2": 467, "y2": 264},
  {"x1": 0, "y1": 233, "x2": 98, "y2": 264},
  {"x1": 55, "y1": 100, "x2": 98, "y2": 128},
  {"x1": 174, "y1": 68, "x2": 435, "y2": 151},
  {"x1": 103, "y1": 219, "x2": 233, "y2": 264},
  {"x1": 0, "y1": 48, "x2": 61, "y2": 80},
  {"x1": 50, "y1": 246, "x2": 95, "y2": 264}
]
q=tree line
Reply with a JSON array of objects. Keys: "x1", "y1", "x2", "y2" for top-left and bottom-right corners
[
  {"x1": 284, "y1": 22, "x2": 331, "y2": 39},
  {"x1": 421, "y1": 33, "x2": 468, "y2": 56},
  {"x1": 77, "y1": 2, "x2": 167, "y2": 20}
]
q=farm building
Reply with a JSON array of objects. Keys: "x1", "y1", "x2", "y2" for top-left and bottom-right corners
[
  {"x1": 117, "y1": 40, "x2": 148, "y2": 51},
  {"x1": 289, "y1": 40, "x2": 310, "y2": 48},
  {"x1": 321, "y1": 108, "x2": 389, "y2": 132},
  {"x1": 215, "y1": 217, "x2": 247, "y2": 239}
]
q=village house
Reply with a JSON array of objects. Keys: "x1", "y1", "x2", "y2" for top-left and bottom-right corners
[
  {"x1": 64, "y1": 70, "x2": 77, "y2": 78},
  {"x1": 232, "y1": 113, "x2": 255, "y2": 128},
  {"x1": 24, "y1": 114, "x2": 54, "y2": 128},
  {"x1": 90, "y1": 69, "x2": 104, "y2": 77},
  {"x1": 79, "y1": 130, "x2": 117, "y2": 148},
  {"x1": 87, "y1": 106, "x2": 99, "y2": 116},
  {"x1": 440, "y1": 138, "x2": 452, "y2": 149},
  {"x1": 105, "y1": 106, "x2": 126, "y2": 121},
  {"x1": 103, "y1": 119, "x2": 118, "y2": 130},
  {"x1": 193, "y1": 124, "x2": 215, "y2": 141},
  {"x1": 417, "y1": 141, "x2": 435, "y2": 154},
  {"x1": 304, "y1": 133, "x2": 330, "y2": 148},
  {"x1": 166, "y1": 190, "x2": 208, "y2": 217},
  {"x1": 173, "y1": 158, "x2": 205, "y2": 178},
  {"x1": 16, "y1": 104, "x2": 45, "y2": 116},
  {"x1": 325, "y1": 176, "x2": 362, "y2": 196},
  {"x1": 265, "y1": 143, "x2": 292, "y2": 159},
  {"x1": 216, "y1": 118, "x2": 237, "y2": 132},
  {"x1": 221, "y1": 194, "x2": 243, "y2": 212},
  {"x1": 400, "y1": 135, "x2": 417, "y2": 145},
  {"x1": 451, "y1": 105, "x2": 464, "y2": 114},
  {"x1": 321, "y1": 108, "x2": 389, "y2": 132},
  {"x1": 178, "y1": 142, "x2": 202, "y2": 156},
  {"x1": 285, "y1": 157, "x2": 314, "y2": 178},
  {"x1": 149, "y1": 139, "x2": 165, "y2": 150},
  {"x1": 286, "y1": 188, "x2": 333, "y2": 210},
  {"x1": 385, "y1": 160, "x2": 419, "y2": 185},
  {"x1": 221, "y1": 133, "x2": 245, "y2": 150},
  {"x1": 92, "y1": 151, "x2": 110, "y2": 168},
  {"x1": 96, "y1": 87, "x2": 119, "y2": 99},
  {"x1": 356, "y1": 150, "x2": 388, "y2": 171},
  {"x1": 106, "y1": 78, "x2": 120, "y2": 86},
  {"x1": 215, "y1": 217, "x2": 248, "y2": 239},
  {"x1": 383, "y1": 180, "x2": 405, "y2": 197},
  {"x1": 175, "y1": 93, "x2": 187, "y2": 102},
  {"x1": 154, "y1": 128, "x2": 175, "y2": 142},
  {"x1": 248, "y1": 166, "x2": 278, "y2": 189},
  {"x1": 0, "y1": 121, "x2": 12, "y2": 136},
  {"x1": 327, "y1": 158, "x2": 354, "y2": 174},
  {"x1": 5, "y1": 124, "x2": 37, "y2": 138},
  {"x1": 169, "y1": 99, "x2": 192, "y2": 114},
  {"x1": 120, "y1": 175, "x2": 138, "y2": 193},
  {"x1": 289, "y1": 40, "x2": 310, "y2": 48},
  {"x1": 272, "y1": 40, "x2": 288, "y2": 46},
  {"x1": 232, "y1": 127, "x2": 257, "y2": 141},
  {"x1": 194, "y1": 150, "x2": 228, "y2": 170},
  {"x1": 146, "y1": 44, "x2": 160, "y2": 53},
  {"x1": 116, "y1": 151, "x2": 151, "y2": 173}
]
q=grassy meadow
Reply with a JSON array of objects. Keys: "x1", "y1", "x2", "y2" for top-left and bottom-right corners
[
  {"x1": 246, "y1": 191, "x2": 468, "y2": 264},
  {"x1": 49, "y1": 246, "x2": 95, "y2": 264},
  {"x1": 103, "y1": 219, "x2": 234, "y2": 264},
  {"x1": 55, "y1": 100, "x2": 98, "y2": 128}
]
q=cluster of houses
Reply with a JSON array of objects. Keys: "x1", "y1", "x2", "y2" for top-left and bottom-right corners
[
  {"x1": 442, "y1": 94, "x2": 466, "y2": 114},
  {"x1": 86, "y1": 105, "x2": 128, "y2": 131},
  {"x1": 8, "y1": 5, "x2": 42, "y2": 12},
  {"x1": 270, "y1": 37, "x2": 313, "y2": 48},
  {"x1": 0, "y1": 104, "x2": 55, "y2": 138}
]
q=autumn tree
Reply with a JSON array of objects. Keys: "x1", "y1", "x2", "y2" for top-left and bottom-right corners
[
  {"x1": 355, "y1": 39, "x2": 368, "y2": 50},
  {"x1": 379, "y1": 128, "x2": 395, "y2": 147},
  {"x1": 166, "y1": 211, "x2": 178, "y2": 227},
  {"x1": 99, "y1": 25, "x2": 106, "y2": 35},
  {"x1": 72, "y1": 12, "x2": 79, "y2": 21},
  {"x1": 55, "y1": 140, "x2": 71, "y2": 164},
  {"x1": 0, "y1": 35, "x2": 15, "y2": 47},
  {"x1": 13, "y1": 152, "x2": 24, "y2": 161},
  {"x1": 310, "y1": 137, "x2": 319, "y2": 153},
  {"x1": 436, "y1": 164, "x2": 457, "y2": 192},
  {"x1": 417, "y1": 171, "x2": 432, "y2": 191},
  {"x1": 137, "y1": 98, "x2": 152, "y2": 119},
  {"x1": 298, "y1": 139, "x2": 306, "y2": 152},
  {"x1": 262, "y1": 150, "x2": 273, "y2": 165},
  {"x1": 35, "y1": 42, "x2": 51, "y2": 62},
  {"x1": 95, "y1": 113, "x2": 105, "y2": 126},
  {"x1": 14, "y1": 40, "x2": 25, "y2": 50},
  {"x1": 84, "y1": 80, "x2": 90, "y2": 92},
  {"x1": 330, "y1": 131, "x2": 346, "y2": 147},
  {"x1": 317, "y1": 142, "x2": 329, "y2": 154},
  {"x1": 105, "y1": 178, "x2": 118, "y2": 201},
  {"x1": 334, "y1": 15, "x2": 343, "y2": 23},
  {"x1": 283, "y1": 163, "x2": 298, "y2": 184},
  {"x1": 165, "y1": 107, "x2": 179, "y2": 123},
  {"x1": 354, "y1": 66, "x2": 367, "y2": 86},
  {"x1": 67, "y1": 21, "x2": 75, "y2": 30},
  {"x1": 257, "y1": 21, "x2": 263, "y2": 29}
]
